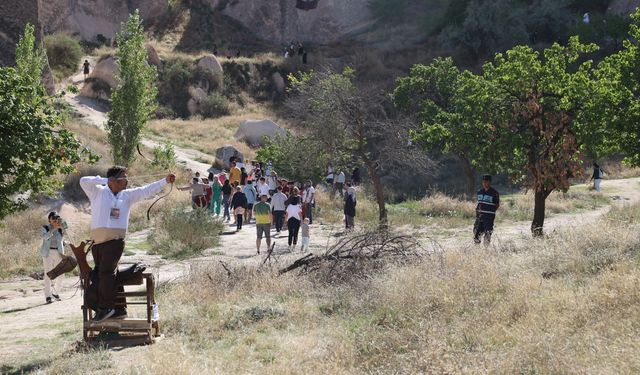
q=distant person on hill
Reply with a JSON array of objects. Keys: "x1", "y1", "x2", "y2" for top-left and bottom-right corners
[
  {"x1": 344, "y1": 183, "x2": 356, "y2": 231},
  {"x1": 83, "y1": 60, "x2": 90, "y2": 80},
  {"x1": 474, "y1": 175, "x2": 500, "y2": 245},
  {"x1": 253, "y1": 194, "x2": 272, "y2": 254},
  {"x1": 590, "y1": 163, "x2": 606, "y2": 192},
  {"x1": 302, "y1": 51, "x2": 308, "y2": 64}
]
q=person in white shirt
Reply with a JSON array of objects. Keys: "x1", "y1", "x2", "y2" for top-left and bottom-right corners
[
  {"x1": 302, "y1": 180, "x2": 315, "y2": 224},
  {"x1": 258, "y1": 177, "x2": 271, "y2": 197},
  {"x1": 335, "y1": 171, "x2": 346, "y2": 198},
  {"x1": 80, "y1": 166, "x2": 175, "y2": 322},
  {"x1": 285, "y1": 196, "x2": 303, "y2": 249},
  {"x1": 271, "y1": 186, "x2": 288, "y2": 233}
]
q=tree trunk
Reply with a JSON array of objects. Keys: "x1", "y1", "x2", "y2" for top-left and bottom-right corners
[
  {"x1": 362, "y1": 156, "x2": 387, "y2": 224},
  {"x1": 531, "y1": 189, "x2": 549, "y2": 237},
  {"x1": 459, "y1": 155, "x2": 476, "y2": 199}
]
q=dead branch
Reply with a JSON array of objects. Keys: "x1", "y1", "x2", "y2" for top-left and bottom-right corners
[{"x1": 279, "y1": 230, "x2": 423, "y2": 276}]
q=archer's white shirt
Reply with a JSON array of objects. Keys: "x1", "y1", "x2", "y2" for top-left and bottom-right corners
[{"x1": 80, "y1": 176, "x2": 167, "y2": 230}]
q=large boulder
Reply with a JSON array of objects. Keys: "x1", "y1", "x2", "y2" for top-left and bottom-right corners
[
  {"x1": 187, "y1": 98, "x2": 199, "y2": 116},
  {"x1": 235, "y1": 119, "x2": 286, "y2": 147},
  {"x1": 197, "y1": 54, "x2": 223, "y2": 75},
  {"x1": 188, "y1": 86, "x2": 207, "y2": 101},
  {"x1": 272, "y1": 72, "x2": 285, "y2": 95},
  {"x1": 88, "y1": 55, "x2": 118, "y2": 88},
  {"x1": 215, "y1": 145, "x2": 244, "y2": 168}
]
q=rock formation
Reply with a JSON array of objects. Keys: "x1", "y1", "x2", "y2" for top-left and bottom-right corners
[
  {"x1": 235, "y1": 119, "x2": 286, "y2": 147},
  {"x1": 208, "y1": 0, "x2": 372, "y2": 45}
]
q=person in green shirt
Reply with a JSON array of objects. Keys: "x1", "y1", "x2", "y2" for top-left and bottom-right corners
[
  {"x1": 253, "y1": 194, "x2": 272, "y2": 254},
  {"x1": 210, "y1": 175, "x2": 223, "y2": 216}
]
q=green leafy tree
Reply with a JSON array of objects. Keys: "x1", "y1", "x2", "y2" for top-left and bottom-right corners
[
  {"x1": 0, "y1": 68, "x2": 95, "y2": 219},
  {"x1": 438, "y1": 0, "x2": 528, "y2": 59},
  {"x1": 393, "y1": 57, "x2": 493, "y2": 198},
  {"x1": 256, "y1": 133, "x2": 329, "y2": 183},
  {"x1": 480, "y1": 37, "x2": 603, "y2": 236},
  {"x1": 286, "y1": 68, "x2": 433, "y2": 223},
  {"x1": 106, "y1": 10, "x2": 158, "y2": 166},
  {"x1": 596, "y1": 9, "x2": 640, "y2": 165},
  {"x1": 14, "y1": 23, "x2": 45, "y2": 95},
  {"x1": 397, "y1": 37, "x2": 612, "y2": 236}
]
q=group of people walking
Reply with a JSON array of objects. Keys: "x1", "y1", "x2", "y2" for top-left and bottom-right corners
[{"x1": 179, "y1": 158, "x2": 333, "y2": 252}]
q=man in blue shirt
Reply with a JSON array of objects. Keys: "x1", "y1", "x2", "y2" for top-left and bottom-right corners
[
  {"x1": 243, "y1": 180, "x2": 257, "y2": 223},
  {"x1": 474, "y1": 175, "x2": 500, "y2": 245}
]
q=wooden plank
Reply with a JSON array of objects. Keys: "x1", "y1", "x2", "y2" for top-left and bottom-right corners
[
  {"x1": 85, "y1": 334, "x2": 161, "y2": 348},
  {"x1": 84, "y1": 318, "x2": 153, "y2": 330}
]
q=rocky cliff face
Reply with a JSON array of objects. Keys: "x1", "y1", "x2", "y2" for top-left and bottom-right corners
[
  {"x1": 39, "y1": 0, "x2": 167, "y2": 40},
  {"x1": 210, "y1": 0, "x2": 373, "y2": 45},
  {"x1": 0, "y1": 0, "x2": 40, "y2": 66},
  {"x1": 608, "y1": 0, "x2": 640, "y2": 15}
]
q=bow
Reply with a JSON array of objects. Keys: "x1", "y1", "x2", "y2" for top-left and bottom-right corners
[{"x1": 138, "y1": 144, "x2": 174, "y2": 220}]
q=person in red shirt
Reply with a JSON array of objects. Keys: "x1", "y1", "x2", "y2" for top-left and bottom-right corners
[{"x1": 203, "y1": 177, "x2": 213, "y2": 209}]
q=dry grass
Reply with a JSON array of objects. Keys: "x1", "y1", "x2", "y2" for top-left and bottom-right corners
[
  {"x1": 147, "y1": 104, "x2": 290, "y2": 160},
  {"x1": 0, "y1": 208, "x2": 48, "y2": 278},
  {"x1": 315, "y1": 184, "x2": 611, "y2": 230},
  {"x1": 35, "y1": 202, "x2": 640, "y2": 373}
]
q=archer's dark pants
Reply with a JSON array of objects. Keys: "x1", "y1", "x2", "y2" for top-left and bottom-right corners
[
  {"x1": 473, "y1": 214, "x2": 495, "y2": 244},
  {"x1": 91, "y1": 239, "x2": 126, "y2": 309}
]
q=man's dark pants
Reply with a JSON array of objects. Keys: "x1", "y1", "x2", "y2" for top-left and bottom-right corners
[
  {"x1": 91, "y1": 239, "x2": 126, "y2": 309},
  {"x1": 273, "y1": 210, "x2": 285, "y2": 231},
  {"x1": 473, "y1": 214, "x2": 495, "y2": 243}
]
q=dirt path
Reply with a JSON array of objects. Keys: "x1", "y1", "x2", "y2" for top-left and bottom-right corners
[{"x1": 62, "y1": 58, "x2": 211, "y2": 174}]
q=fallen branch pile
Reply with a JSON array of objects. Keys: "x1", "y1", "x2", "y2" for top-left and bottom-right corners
[{"x1": 279, "y1": 230, "x2": 423, "y2": 277}]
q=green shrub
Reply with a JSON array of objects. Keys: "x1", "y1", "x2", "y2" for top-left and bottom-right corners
[
  {"x1": 45, "y1": 33, "x2": 84, "y2": 79},
  {"x1": 158, "y1": 58, "x2": 193, "y2": 118},
  {"x1": 154, "y1": 105, "x2": 176, "y2": 119},
  {"x1": 148, "y1": 205, "x2": 224, "y2": 259},
  {"x1": 197, "y1": 91, "x2": 230, "y2": 118},
  {"x1": 151, "y1": 141, "x2": 177, "y2": 170}
]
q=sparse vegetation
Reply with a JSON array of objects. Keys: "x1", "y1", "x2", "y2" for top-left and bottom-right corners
[
  {"x1": 148, "y1": 204, "x2": 224, "y2": 259},
  {"x1": 44, "y1": 33, "x2": 84, "y2": 80},
  {"x1": 197, "y1": 91, "x2": 231, "y2": 118},
  {"x1": 28, "y1": 201, "x2": 638, "y2": 373}
]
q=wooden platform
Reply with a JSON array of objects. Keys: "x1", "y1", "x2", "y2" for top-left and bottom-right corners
[{"x1": 82, "y1": 272, "x2": 160, "y2": 346}]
